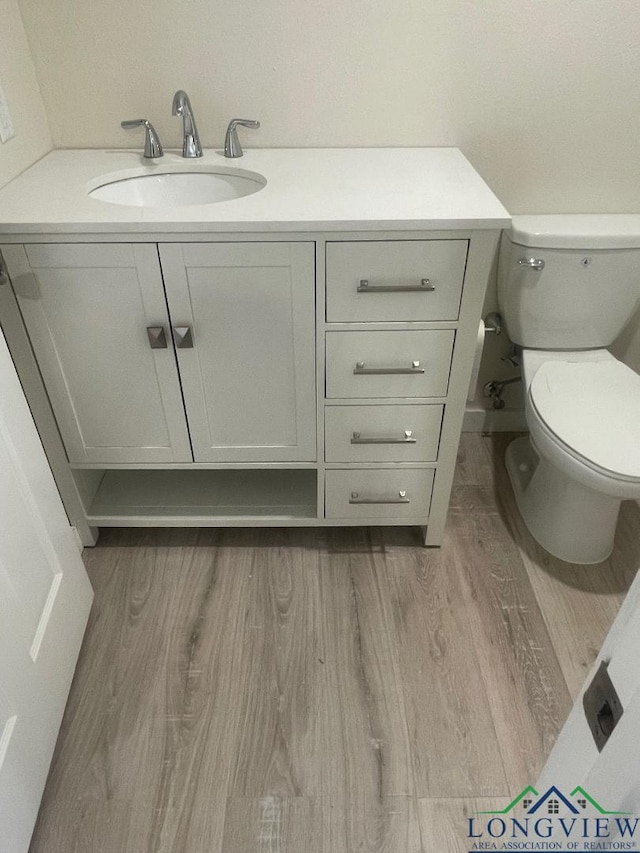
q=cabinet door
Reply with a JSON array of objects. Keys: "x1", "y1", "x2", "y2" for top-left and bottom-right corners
[
  {"x1": 2, "y1": 244, "x2": 192, "y2": 465},
  {"x1": 159, "y1": 243, "x2": 316, "y2": 462}
]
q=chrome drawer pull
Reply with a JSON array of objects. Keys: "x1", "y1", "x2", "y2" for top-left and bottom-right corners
[
  {"x1": 357, "y1": 278, "x2": 435, "y2": 293},
  {"x1": 353, "y1": 360, "x2": 424, "y2": 375},
  {"x1": 349, "y1": 490, "x2": 410, "y2": 505},
  {"x1": 351, "y1": 430, "x2": 416, "y2": 445}
]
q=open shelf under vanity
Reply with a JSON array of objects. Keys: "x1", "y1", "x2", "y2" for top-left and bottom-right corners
[{"x1": 78, "y1": 468, "x2": 319, "y2": 526}]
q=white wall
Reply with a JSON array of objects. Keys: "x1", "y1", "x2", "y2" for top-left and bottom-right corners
[
  {"x1": 16, "y1": 0, "x2": 640, "y2": 215},
  {"x1": 0, "y1": 0, "x2": 50, "y2": 190}
]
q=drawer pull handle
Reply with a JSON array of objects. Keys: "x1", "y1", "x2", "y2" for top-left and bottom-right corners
[
  {"x1": 354, "y1": 360, "x2": 424, "y2": 375},
  {"x1": 146, "y1": 326, "x2": 168, "y2": 349},
  {"x1": 357, "y1": 278, "x2": 435, "y2": 293},
  {"x1": 349, "y1": 490, "x2": 410, "y2": 505},
  {"x1": 351, "y1": 430, "x2": 416, "y2": 445}
]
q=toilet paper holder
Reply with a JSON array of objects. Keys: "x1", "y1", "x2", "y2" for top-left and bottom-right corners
[{"x1": 483, "y1": 311, "x2": 502, "y2": 335}]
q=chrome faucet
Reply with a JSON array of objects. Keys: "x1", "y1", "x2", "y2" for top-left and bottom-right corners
[
  {"x1": 171, "y1": 90, "x2": 202, "y2": 158},
  {"x1": 121, "y1": 118, "x2": 163, "y2": 158},
  {"x1": 224, "y1": 118, "x2": 260, "y2": 158}
]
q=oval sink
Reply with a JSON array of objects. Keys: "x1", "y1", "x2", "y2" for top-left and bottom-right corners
[{"x1": 89, "y1": 169, "x2": 266, "y2": 207}]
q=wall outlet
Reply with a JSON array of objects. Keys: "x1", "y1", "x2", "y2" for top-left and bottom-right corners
[{"x1": 0, "y1": 83, "x2": 16, "y2": 143}]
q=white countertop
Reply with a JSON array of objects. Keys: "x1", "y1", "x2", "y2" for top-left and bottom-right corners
[{"x1": 0, "y1": 147, "x2": 510, "y2": 234}]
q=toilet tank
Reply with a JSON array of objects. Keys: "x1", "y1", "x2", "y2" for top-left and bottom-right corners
[{"x1": 497, "y1": 215, "x2": 640, "y2": 349}]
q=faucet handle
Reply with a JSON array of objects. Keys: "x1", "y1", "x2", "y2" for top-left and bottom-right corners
[
  {"x1": 121, "y1": 119, "x2": 164, "y2": 159},
  {"x1": 224, "y1": 118, "x2": 260, "y2": 158}
]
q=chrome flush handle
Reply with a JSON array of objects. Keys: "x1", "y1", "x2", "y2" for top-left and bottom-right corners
[{"x1": 518, "y1": 257, "x2": 545, "y2": 271}]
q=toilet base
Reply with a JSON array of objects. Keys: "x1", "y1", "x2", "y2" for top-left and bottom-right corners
[{"x1": 505, "y1": 436, "x2": 621, "y2": 564}]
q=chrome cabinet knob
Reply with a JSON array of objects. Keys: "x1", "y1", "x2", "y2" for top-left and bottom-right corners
[
  {"x1": 146, "y1": 326, "x2": 168, "y2": 349},
  {"x1": 173, "y1": 326, "x2": 194, "y2": 349}
]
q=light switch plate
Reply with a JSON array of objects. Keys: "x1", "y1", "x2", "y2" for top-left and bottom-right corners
[{"x1": 0, "y1": 83, "x2": 16, "y2": 143}]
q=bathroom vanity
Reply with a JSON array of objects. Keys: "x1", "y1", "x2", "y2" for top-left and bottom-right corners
[{"x1": 0, "y1": 148, "x2": 509, "y2": 545}]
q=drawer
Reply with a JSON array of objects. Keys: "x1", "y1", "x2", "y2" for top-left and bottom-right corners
[
  {"x1": 325, "y1": 468, "x2": 434, "y2": 519},
  {"x1": 325, "y1": 330, "x2": 454, "y2": 399},
  {"x1": 326, "y1": 240, "x2": 468, "y2": 322},
  {"x1": 325, "y1": 404, "x2": 443, "y2": 462}
]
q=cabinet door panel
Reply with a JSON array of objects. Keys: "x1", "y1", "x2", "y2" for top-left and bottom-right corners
[
  {"x1": 159, "y1": 243, "x2": 316, "y2": 462},
  {"x1": 3, "y1": 244, "x2": 191, "y2": 465}
]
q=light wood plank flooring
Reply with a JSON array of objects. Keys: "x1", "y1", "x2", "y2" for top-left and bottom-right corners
[{"x1": 29, "y1": 433, "x2": 640, "y2": 853}]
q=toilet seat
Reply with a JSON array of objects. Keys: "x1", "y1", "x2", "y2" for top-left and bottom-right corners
[{"x1": 528, "y1": 358, "x2": 640, "y2": 483}]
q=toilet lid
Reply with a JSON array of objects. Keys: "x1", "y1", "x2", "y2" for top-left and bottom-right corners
[{"x1": 529, "y1": 360, "x2": 640, "y2": 480}]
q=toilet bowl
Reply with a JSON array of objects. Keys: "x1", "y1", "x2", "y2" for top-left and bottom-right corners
[
  {"x1": 506, "y1": 349, "x2": 640, "y2": 563},
  {"x1": 497, "y1": 215, "x2": 640, "y2": 564}
]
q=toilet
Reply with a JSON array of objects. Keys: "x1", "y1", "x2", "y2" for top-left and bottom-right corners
[{"x1": 497, "y1": 215, "x2": 640, "y2": 564}]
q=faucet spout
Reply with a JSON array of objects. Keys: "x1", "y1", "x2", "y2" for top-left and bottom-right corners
[{"x1": 171, "y1": 90, "x2": 202, "y2": 158}]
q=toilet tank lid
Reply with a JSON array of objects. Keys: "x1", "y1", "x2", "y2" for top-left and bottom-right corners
[{"x1": 509, "y1": 215, "x2": 640, "y2": 249}]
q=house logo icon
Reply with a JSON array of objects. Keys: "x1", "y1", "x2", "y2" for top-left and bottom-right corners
[
  {"x1": 475, "y1": 784, "x2": 630, "y2": 817},
  {"x1": 466, "y1": 784, "x2": 638, "y2": 849}
]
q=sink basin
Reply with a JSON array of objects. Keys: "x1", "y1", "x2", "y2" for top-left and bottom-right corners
[{"x1": 89, "y1": 168, "x2": 266, "y2": 207}]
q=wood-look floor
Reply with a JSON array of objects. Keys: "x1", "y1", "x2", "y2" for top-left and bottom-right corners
[{"x1": 29, "y1": 434, "x2": 640, "y2": 853}]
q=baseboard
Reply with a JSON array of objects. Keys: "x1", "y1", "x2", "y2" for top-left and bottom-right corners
[{"x1": 463, "y1": 406, "x2": 527, "y2": 432}]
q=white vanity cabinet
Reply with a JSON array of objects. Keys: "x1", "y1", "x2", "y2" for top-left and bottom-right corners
[
  {"x1": 0, "y1": 230, "x2": 497, "y2": 542},
  {"x1": 0, "y1": 146, "x2": 510, "y2": 544}
]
